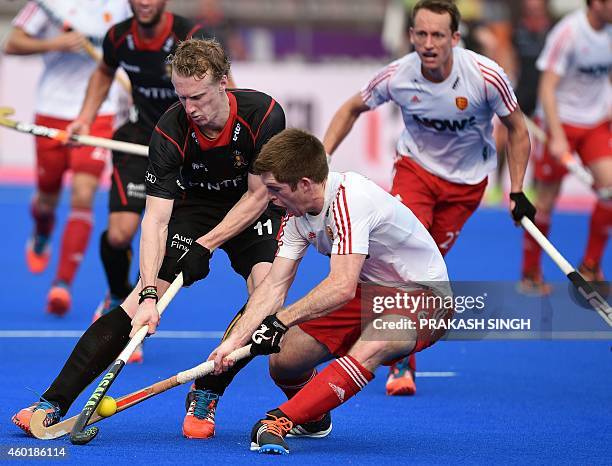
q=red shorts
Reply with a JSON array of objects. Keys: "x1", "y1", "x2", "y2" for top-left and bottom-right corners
[
  {"x1": 298, "y1": 285, "x2": 453, "y2": 359},
  {"x1": 533, "y1": 120, "x2": 611, "y2": 183},
  {"x1": 34, "y1": 114, "x2": 114, "y2": 193},
  {"x1": 390, "y1": 155, "x2": 487, "y2": 255}
]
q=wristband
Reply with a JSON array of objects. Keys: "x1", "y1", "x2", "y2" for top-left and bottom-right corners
[{"x1": 138, "y1": 286, "x2": 158, "y2": 305}]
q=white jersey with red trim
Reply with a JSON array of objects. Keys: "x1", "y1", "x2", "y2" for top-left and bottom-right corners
[
  {"x1": 361, "y1": 47, "x2": 518, "y2": 185},
  {"x1": 536, "y1": 9, "x2": 612, "y2": 127},
  {"x1": 13, "y1": 0, "x2": 131, "y2": 119},
  {"x1": 276, "y1": 172, "x2": 449, "y2": 292}
]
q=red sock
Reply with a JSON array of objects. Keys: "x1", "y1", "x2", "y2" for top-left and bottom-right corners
[
  {"x1": 56, "y1": 208, "x2": 93, "y2": 285},
  {"x1": 31, "y1": 200, "x2": 55, "y2": 237},
  {"x1": 279, "y1": 356, "x2": 374, "y2": 425},
  {"x1": 583, "y1": 201, "x2": 612, "y2": 268},
  {"x1": 273, "y1": 369, "x2": 318, "y2": 400},
  {"x1": 522, "y1": 214, "x2": 550, "y2": 276}
]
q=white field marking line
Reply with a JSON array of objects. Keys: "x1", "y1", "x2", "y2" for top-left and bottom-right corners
[
  {"x1": 0, "y1": 330, "x2": 459, "y2": 377},
  {"x1": 416, "y1": 371, "x2": 457, "y2": 377},
  {"x1": 0, "y1": 330, "x2": 225, "y2": 339}
]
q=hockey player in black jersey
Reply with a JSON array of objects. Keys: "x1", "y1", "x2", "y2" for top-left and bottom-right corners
[
  {"x1": 13, "y1": 38, "x2": 289, "y2": 441},
  {"x1": 66, "y1": 0, "x2": 234, "y2": 366}
]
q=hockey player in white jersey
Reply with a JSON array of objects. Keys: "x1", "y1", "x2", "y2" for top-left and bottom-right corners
[
  {"x1": 4, "y1": 0, "x2": 131, "y2": 315},
  {"x1": 520, "y1": 0, "x2": 612, "y2": 295},
  {"x1": 207, "y1": 128, "x2": 454, "y2": 454},
  {"x1": 323, "y1": 0, "x2": 534, "y2": 396}
]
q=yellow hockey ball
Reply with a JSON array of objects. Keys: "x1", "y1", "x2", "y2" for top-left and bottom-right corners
[{"x1": 97, "y1": 396, "x2": 117, "y2": 417}]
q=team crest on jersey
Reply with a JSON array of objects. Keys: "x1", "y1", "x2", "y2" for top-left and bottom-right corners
[
  {"x1": 455, "y1": 97, "x2": 469, "y2": 111},
  {"x1": 233, "y1": 150, "x2": 247, "y2": 168},
  {"x1": 325, "y1": 226, "x2": 334, "y2": 241}
]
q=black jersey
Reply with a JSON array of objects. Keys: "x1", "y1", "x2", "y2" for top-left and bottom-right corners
[
  {"x1": 102, "y1": 12, "x2": 212, "y2": 132},
  {"x1": 145, "y1": 90, "x2": 286, "y2": 204}
]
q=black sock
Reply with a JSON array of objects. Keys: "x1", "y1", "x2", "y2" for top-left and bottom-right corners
[
  {"x1": 100, "y1": 230, "x2": 133, "y2": 298},
  {"x1": 194, "y1": 304, "x2": 254, "y2": 396},
  {"x1": 41, "y1": 307, "x2": 132, "y2": 416}
]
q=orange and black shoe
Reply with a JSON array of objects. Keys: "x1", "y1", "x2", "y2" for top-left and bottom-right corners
[
  {"x1": 386, "y1": 356, "x2": 416, "y2": 396},
  {"x1": 250, "y1": 409, "x2": 293, "y2": 455},
  {"x1": 517, "y1": 272, "x2": 552, "y2": 297},
  {"x1": 12, "y1": 401, "x2": 61, "y2": 436},
  {"x1": 182, "y1": 388, "x2": 219, "y2": 439},
  {"x1": 25, "y1": 234, "x2": 51, "y2": 274}
]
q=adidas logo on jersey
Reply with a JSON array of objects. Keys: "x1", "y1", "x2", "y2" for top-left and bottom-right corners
[{"x1": 328, "y1": 383, "x2": 345, "y2": 402}]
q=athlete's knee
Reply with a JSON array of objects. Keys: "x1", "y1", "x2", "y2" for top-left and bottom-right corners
[
  {"x1": 35, "y1": 191, "x2": 60, "y2": 210},
  {"x1": 70, "y1": 187, "x2": 96, "y2": 209},
  {"x1": 269, "y1": 350, "x2": 311, "y2": 380},
  {"x1": 106, "y1": 225, "x2": 135, "y2": 248}
]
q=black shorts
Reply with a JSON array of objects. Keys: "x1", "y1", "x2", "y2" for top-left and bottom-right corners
[
  {"x1": 158, "y1": 198, "x2": 283, "y2": 282},
  {"x1": 109, "y1": 123, "x2": 151, "y2": 214}
]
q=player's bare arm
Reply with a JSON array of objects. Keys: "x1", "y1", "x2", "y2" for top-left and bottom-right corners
[
  {"x1": 196, "y1": 173, "x2": 270, "y2": 251},
  {"x1": 279, "y1": 252, "x2": 366, "y2": 327},
  {"x1": 323, "y1": 92, "x2": 370, "y2": 156},
  {"x1": 210, "y1": 256, "x2": 300, "y2": 372},
  {"x1": 3, "y1": 26, "x2": 86, "y2": 55},
  {"x1": 538, "y1": 70, "x2": 569, "y2": 159},
  {"x1": 500, "y1": 108, "x2": 531, "y2": 194},
  {"x1": 129, "y1": 195, "x2": 173, "y2": 337},
  {"x1": 67, "y1": 62, "x2": 118, "y2": 136}
]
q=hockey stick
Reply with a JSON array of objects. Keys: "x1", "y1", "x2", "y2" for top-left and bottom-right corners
[
  {"x1": 69, "y1": 274, "x2": 184, "y2": 445},
  {"x1": 0, "y1": 107, "x2": 148, "y2": 156},
  {"x1": 30, "y1": 345, "x2": 252, "y2": 440},
  {"x1": 521, "y1": 217, "x2": 612, "y2": 327},
  {"x1": 524, "y1": 117, "x2": 611, "y2": 200},
  {"x1": 32, "y1": 0, "x2": 131, "y2": 93}
]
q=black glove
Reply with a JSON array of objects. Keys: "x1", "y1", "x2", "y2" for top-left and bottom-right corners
[
  {"x1": 509, "y1": 192, "x2": 536, "y2": 223},
  {"x1": 250, "y1": 314, "x2": 288, "y2": 355},
  {"x1": 174, "y1": 242, "x2": 211, "y2": 286}
]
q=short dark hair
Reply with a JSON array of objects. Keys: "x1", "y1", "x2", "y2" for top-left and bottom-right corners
[
  {"x1": 253, "y1": 128, "x2": 329, "y2": 190},
  {"x1": 412, "y1": 0, "x2": 461, "y2": 33}
]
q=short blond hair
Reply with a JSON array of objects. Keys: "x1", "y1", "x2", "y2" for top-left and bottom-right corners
[
  {"x1": 253, "y1": 129, "x2": 328, "y2": 190},
  {"x1": 168, "y1": 38, "x2": 230, "y2": 81}
]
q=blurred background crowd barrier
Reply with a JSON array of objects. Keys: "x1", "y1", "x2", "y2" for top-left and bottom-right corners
[{"x1": 0, "y1": 0, "x2": 595, "y2": 206}]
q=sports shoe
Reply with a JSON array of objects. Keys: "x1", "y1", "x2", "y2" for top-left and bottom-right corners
[
  {"x1": 287, "y1": 412, "x2": 332, "y2": 438},
  {"x1": 386, "y1": 356, "x2": 416, "y2": 396},
  {"x1": 517, "y1": 272, "x2": 552, "y2": 297},
  {"x1": 12, "y1": 400, "x2": 61, "y2": 436},
  {"x1": 578, "y1": 262, "x2": 609, "y2": 297},
  {"x1": 127, "y1": 343, "x2": 144, "y2": 364},
  {"x1": 25, "y1": 235, "x2": 51, "y2": 274},
  {"x1": 578, "y1": 262, "x2": 605, "y2": 282},
  {"x1": 182, "y1": 389, "x2": 219, "y2": 439},
  {"x1": 92, "y1": 292, "x2": 124, "y2": 322},
  {"x1": 250, "y1": 409, "x2": 293, "y2": 455},
  {"x1": 46, "y1": 282, "x2": 71, "y2": 316}
]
